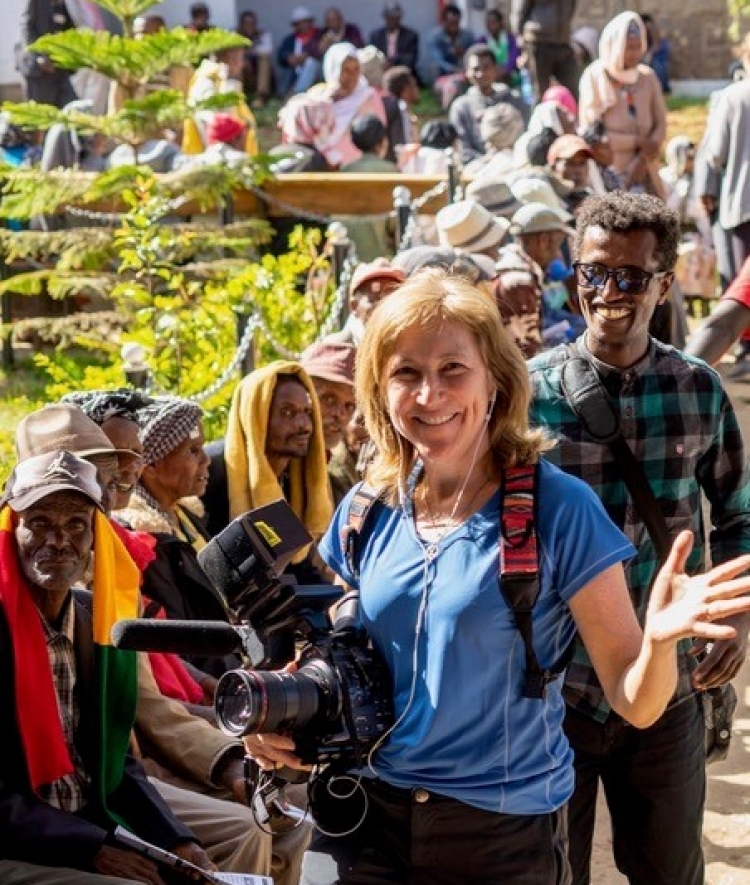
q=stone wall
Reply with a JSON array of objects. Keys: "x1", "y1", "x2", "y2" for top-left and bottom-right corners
[{"x1": 573, "y1": 0, "x2": 735, "y2": 80}]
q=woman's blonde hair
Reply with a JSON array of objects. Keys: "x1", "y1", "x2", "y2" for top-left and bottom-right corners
[{"x1": 356, "y1": 269, "x2": 549, "y2": 502}]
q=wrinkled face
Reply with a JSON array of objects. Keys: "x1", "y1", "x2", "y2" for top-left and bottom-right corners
[
  {"x1": 146, "y1": 422, "x2": 210, "y2": 502},
  {"x1": 576, "y1": 226, "x2": 671, "y2": 368},
  {"x1": 384, "y1": 320, "x2": 494, "y2": 469},
  {"x1": 101, "y1": 416, "x2": 143, "y2": 510},
  {"x1": 16, "y1": 492, "x2": 94, "y2": 595},
  {"x1": 623, "y1": 33, "x2": 644, "y2": 70},
  {"x1": 553, "y1": 152, "x2": 590, "y2": 188},
  {"x1": 467, "y1": 53, "x2": 498, "y2": 93},
  {"x1": 337, "y1": 57, "x2": 361, "y2": 96},
  {"x1": 311, "y1": 378, "x2": 356, "y2": 449},
  {"x1": 266, "y1": 379, "x2": 314, "y2": 460},
  {"x1": 86, "y1": 452, "x2": 120, "y2": 514},
  {"x1": 344, "y1": 408, "x2": 369, "y2": 455}
]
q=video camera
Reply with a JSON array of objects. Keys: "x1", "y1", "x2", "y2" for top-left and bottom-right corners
[{"x1": 112, "y1": 499, "x2": 393, "y2": 770}]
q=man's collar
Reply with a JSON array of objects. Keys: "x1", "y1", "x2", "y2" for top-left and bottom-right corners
[{"x1": 578, "y1": 333, "x2": 655, "y2": 377}]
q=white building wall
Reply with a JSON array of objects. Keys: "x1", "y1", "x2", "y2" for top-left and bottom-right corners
[{"x1": 3, "y1": 0, "x2": 467, "y2": 92}]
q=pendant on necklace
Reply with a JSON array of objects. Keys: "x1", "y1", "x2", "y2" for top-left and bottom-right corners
[{"x1": 425, "y1": 543, "x2": 439, "y2": 561}]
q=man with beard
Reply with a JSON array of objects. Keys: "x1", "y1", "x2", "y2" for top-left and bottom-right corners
[{"x1": 526, "y1": 191, "x2": 750, "y2": 885}]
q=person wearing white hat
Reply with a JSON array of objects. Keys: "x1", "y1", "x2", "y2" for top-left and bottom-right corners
[
  {"x1": 436, "y1": 199, "x2": 511, "y2": 259},
  {"x1": 277, "y1": 6, "x2": 321, "y2": 96}
]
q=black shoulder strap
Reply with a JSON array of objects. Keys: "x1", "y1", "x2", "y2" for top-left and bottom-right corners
[
  {"x1": 560, "y1": 354, "x2": 672, "y2": 563},
  {"x1": 340, "y1": 482, "x2": 386, "y2": 581}
]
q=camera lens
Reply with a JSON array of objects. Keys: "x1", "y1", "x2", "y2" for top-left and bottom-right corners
[{"x1": 215, "y1": 668, "x2": 323, "y2": 736}]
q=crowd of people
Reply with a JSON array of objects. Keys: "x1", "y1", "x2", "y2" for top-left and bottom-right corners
[{"x1": 6, "y1": 3, "x2": 750, "y2": 885}]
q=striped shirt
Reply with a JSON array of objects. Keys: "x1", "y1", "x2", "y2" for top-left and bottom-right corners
[{"x1": 528, "y1": 337, "x2": 750, "y2": 721}]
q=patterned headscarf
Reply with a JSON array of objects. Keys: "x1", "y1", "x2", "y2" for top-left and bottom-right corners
[
  {"x1": 62, "y1": 388, "x2": 153, "y2": 427},
  {"x1": 137, "y1": 397, "x2": 203, "y2": 465}
]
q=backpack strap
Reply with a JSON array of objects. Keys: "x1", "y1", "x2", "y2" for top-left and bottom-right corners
[
  {"x1": 340, "y1": 482, "x2": 385, "y2": 581},
  {"x1": 500, "y1": 464, "x2": 568, "y2": 699}
]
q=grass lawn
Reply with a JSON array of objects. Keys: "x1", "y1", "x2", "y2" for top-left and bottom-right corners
[{"x1": 0, "y1": 94, "x2": 711, "y2": 480}]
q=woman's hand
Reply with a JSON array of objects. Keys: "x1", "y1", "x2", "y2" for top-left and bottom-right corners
[
  {"x1": 644, "y1": 531, "x2": 750, "y2": 646},
  {"x1": 242, "y1": 731, "x2": 313, "y2": 772}
]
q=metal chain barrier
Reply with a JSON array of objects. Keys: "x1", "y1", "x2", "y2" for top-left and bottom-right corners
[{"x1": 192, "y1": 313, "x2": 260, "y2": 403}]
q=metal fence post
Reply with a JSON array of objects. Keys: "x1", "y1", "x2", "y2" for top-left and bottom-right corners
[{"x1": 393, "y1": 185, "x2": 412, "y2": 250}]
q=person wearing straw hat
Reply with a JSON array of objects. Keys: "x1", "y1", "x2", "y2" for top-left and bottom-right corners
[{"x1": 436, "y1": 199, "x2": 511, "y2": 261}]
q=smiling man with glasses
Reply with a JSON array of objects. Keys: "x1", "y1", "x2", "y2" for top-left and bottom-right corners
[{"x1": 527, "y1": 191, "x2": 750, "y2": 885}]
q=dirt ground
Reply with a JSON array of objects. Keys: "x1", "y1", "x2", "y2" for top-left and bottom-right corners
[
  {"x1": 590, "y1": 655, "x2": 750, "y2": 885},
  {"x1": 591, "y1": 368, "x2": 750, "y2": 885}
]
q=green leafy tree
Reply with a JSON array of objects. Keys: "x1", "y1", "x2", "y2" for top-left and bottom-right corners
[{"x1": 0, "y1": 0, "x2": 342, "y2": 456}]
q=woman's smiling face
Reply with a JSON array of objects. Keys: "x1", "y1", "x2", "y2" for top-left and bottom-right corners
[{"x1": 384, "y1": 319, "x2": 494, "y2": 468}]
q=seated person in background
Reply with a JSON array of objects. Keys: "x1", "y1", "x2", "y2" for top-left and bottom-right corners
[
  {"x1": 277, "y1": 6, "x2": 322, "y2": 96},
  {"x1": 300, "y1": 340, "x2": 358, "y2": 504},
  {"x1": 237, "y1": 10, "x2": 274, "y2": 108},
  {"x1": 436, "y1": 198, "x2": 510, "y2": 263},
  {"x1": 382, "y1": 64, "x2": 420, "y2": 163},
  {"x1": 186, "y1": 1, "x2": 211, "y2": 33},
  {"x1": 328, "y1": 407, "x2": 370, "y2": 501},
  {"x1": 0, "y1": 450, "x2": 214, "y2": 883},
  {"x1": 463, "y1": 101, "x2": 525, "y2": 178},
  {"x1": 308, "y1": 42, "x2": 386, "y2": 168},
  {"x1": 513, "y1": 98, "x2": 576, "y2": 168},
  {"x1": 357, "y1": 45, "x2": 388, "y2": 94},
  {"x1": 370, "y1": 2, "x2": 420, "y2": 78},
  {"x1": 480, "y1": 7, "x2": 520, "y2": 85},
  {"x1": 272, "y1": 92, "x2": 337, "y2": 172},
  {"x1": 311, "y1": 6, "x2": 364, "y2": 59},
  {"x1": 201, "y1": 362, "x2": 333, "y2": 582},
  {"x1": 341, "y1": 114, "x2": 399, "y2": 173},
  {"x1": 426, "y1": 3, "x2": 476, "y2": 110},
  {"x1": 183, "y1": 46, "x2": 258, "y2": 155},
  {"x1": 116, "y1": 396, "x2": 242, "y2": 678},
  {"x1": 328, "y1": 258, "x2": 405, "y2": 347},
  {"x1": 450, "y1": 43, "x2": 527, "y2": 164},
  {"x1": 39, "y1": 98, "x2": 108, "y2": 172},
  {"x1": 546, "y1": 133, "x2": 596, "y2": 214}
]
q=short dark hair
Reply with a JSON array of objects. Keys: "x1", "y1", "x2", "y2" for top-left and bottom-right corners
[
  {"x1": 443, "y1": 4, "x2": 462, "y2": 19},
  {"x1": 190, "y1": 2, "x2": 209, "y2": 17},
  {"x1": 419, "y1": 119, "x2": 457, "y2": 150},
  {"x1": 526, "y1": 127, "x2": 558, "y2": 167},
  {"x1": 351, "y1": 114, "x2": 387, "y2": 153},
  {"x1": 574, "y1": 191, "x2": 681, "y2": 272},
  {"x1": 383, "y1": 65, "x2": 414, "y2": 98},
  {"x1": 464, "y1": 43, "x2": 496, "y2": 70}
]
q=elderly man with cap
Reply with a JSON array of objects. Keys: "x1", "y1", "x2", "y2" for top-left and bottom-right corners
[
  {"x1": 14, "y1": 400, "x2": 312, "y2": 884},
  {"x1": 0, "y1": 449, "x2": 215, "y2": 884},
  {"x1": 328, "y1": 259, "x2": 405, "y2": 347},
  {"x1": 277, "y1": 6, "x2": 322, "y2": 96},
  {"x1": 300, "y1": 339, "x2": 358, "y2": 504}
]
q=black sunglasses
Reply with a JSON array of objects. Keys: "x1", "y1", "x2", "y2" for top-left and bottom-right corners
[{"x1": 573, "y1": 261, "x2": 666, "y2": 296}]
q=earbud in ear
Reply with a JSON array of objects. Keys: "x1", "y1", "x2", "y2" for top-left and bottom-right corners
[{"x1": 486, "y1": 391, "x2": 497, "y2": 421}]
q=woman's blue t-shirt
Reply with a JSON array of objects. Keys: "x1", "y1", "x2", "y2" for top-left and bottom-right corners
[{"x1": 318, "y1": 458, "x2": 635, "y2": 814}]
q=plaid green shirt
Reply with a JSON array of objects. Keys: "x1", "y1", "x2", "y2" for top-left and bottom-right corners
[{"x1": 528, "y1": 337, "x2": 750, "y2": 722}]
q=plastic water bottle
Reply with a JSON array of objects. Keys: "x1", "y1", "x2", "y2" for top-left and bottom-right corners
[{"x1": 519, "y1": 68, "x2": 535, "y2": 107}]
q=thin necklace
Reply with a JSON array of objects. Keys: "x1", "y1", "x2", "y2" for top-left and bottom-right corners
[{"x1": 418, "y1": 473, "x2": 491, "y2": 561}]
